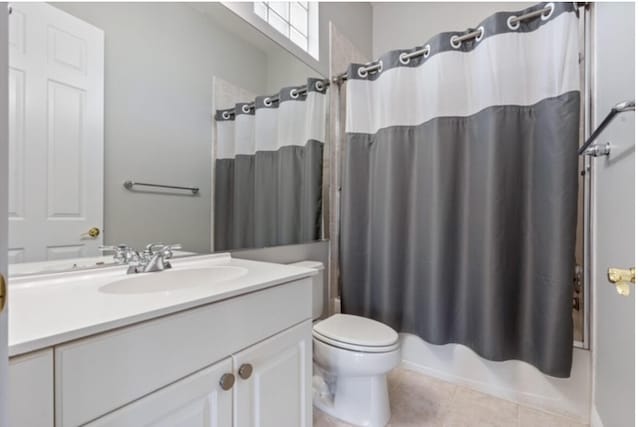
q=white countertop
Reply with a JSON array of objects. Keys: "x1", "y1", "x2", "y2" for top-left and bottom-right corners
[{"x1": 8, "y1": 253, "x2": 316, "y2": 357}]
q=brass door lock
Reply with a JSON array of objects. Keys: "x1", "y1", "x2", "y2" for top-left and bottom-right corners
[
  {"x1": 607, "y1": 267, "x2": 635, "y2": 296},
  {"x1": 0, "y1": 274, "x2": 6, "y2": 313},
  {"x1": 81, "y1": 227, "x2": 101, "y2": 239}
]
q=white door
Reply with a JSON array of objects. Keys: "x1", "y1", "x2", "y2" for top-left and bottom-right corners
[
  {"x1": 8, "y1": 2, "x2": 103, "y2": 263},
  {"x1": 86, "y1": 358, "x2": 234, "y2": 427},
  {"x1": 233, "y1": 321, "x2": 312, "y2": 427},
  {"x1": 0, "y1": 4, "x2": 10, "y2": 426},
  {"x1": 591, "y1": 3, "x2": 635, "y2": 427}
]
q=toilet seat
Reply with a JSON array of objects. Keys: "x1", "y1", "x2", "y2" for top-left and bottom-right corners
[{"x1": 312, "y1": 314, "x2": 399, "y2": 353}]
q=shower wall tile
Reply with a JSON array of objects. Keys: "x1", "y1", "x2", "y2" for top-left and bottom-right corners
[{"x1": 327, "y1": 22, "x2": 368, "y2": 309}]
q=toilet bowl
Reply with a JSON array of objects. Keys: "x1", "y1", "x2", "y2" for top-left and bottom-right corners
[
  {"x1": 288, "y1": 261, "x2": 400, "y2": 427},
  {"x1": 312, "y1": 314, "x2": 400, "y2": 427}
]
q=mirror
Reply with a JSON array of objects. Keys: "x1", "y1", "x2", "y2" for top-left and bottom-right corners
[{"x1": 8, "y1": 2, "x2": 327, "y2": 276}]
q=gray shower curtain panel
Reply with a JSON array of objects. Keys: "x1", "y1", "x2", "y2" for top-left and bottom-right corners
[
  {"x1": 340, "y1": 3, "x2": 580, "y2": 377},
  {"x1": 214, "y1": 78, "x2": 326, "y2": 251}
]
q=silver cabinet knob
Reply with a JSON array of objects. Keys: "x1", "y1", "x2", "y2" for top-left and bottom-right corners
[
  {"x1": 238, "y1": 363, "x2": 253, "y2": 380},
  {"x1": 219, "y1": 373, "x2": 235, "y2": 390}
]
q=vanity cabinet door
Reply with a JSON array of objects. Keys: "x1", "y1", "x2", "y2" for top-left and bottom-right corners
[
  {"x1": 233, "y1": 320, "x2": 312, "y2": 427},
  {"x1": 9, "y1": 350, "x2": 54, "y2": 427},
  {"x1": 87, "y1": 357, "x2": 234, "y2": 427}
]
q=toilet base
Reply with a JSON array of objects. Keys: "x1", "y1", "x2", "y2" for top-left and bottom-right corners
[{"x1": 314, "y1": 373, "x2": 391, "y2": 427}]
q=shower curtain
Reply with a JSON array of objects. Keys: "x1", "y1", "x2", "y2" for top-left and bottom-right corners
[
  {"x1": 340, "y1": 2, "x2": 580, "y2": 377},
  {"x1": 214, "y1": 78, "x2": 326, "y2": 251}
]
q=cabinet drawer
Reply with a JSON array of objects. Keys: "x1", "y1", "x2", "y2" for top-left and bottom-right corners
[
  {"x1": 9, "y1": 349, "x2": 54, "y2": 427},
  {"x1": 56, "y1": 278, "x2": 312, "y2": 427}
]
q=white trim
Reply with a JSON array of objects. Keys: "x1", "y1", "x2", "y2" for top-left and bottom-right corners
[{"x1": 346, "y1": 12, "x2": 579, "y2": 135}]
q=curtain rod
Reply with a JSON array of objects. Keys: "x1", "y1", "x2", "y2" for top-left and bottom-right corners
[
  {"x1": 220, "y1": 80, "x2": 329, "y2": 118},
  {"x1": 332, "y1": 2, "x2": 589, "y2": 83}
]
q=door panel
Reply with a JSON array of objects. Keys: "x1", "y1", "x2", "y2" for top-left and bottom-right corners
[
  {"x1": 591, "y1": 3, "x2": 635, "y2": 427},
  {"x1": 87, "y1": 358, "x2": 233, "y2": 427},
  {"x1": 0, "y1": 4, "x2": 9, "y2": 426},
  {"x1": 233, "y1": 321, "x2": 312, "y2": 427},
  {"x1": 8, "y1": 2, "x2": 104, "y2": 262}
]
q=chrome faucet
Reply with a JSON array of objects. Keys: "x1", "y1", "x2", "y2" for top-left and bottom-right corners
[{"x1": 101, "y1": 243, "x2": 181, "y2": 274}]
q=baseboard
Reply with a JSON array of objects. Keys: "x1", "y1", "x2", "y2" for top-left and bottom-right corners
[
  {"x1": 590, "y1": 406, "x2": 603, "y2": 427},
  {"x1": 399, "y1": 334, "x2": 591, "y2": 424}
]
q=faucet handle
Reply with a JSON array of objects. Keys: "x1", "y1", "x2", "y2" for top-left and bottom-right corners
[
  {"x1": 145, "y1": 243, "x2": 181, "y2": 256},
  {"x1": 161, "y1": 244, "x2": 182, "y2": 260},
  {"x1": 101, "y1": 244, "x2": 138, "y2": 265}
]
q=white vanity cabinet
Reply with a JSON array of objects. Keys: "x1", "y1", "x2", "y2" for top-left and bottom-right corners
[
  {"x1": 233, "y1": 321, "x2": 311, "y2": 427},
  {"x1": 50, "y1": 278, "x2": 312, "y2": 427},
  {"x1": 88, "y1": 321, "x2": 311, "y2": 427}
]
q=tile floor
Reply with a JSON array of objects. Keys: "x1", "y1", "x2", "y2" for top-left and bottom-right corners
[{"x1": 313, "y1": 367, "x2": 588, "y2": 427}]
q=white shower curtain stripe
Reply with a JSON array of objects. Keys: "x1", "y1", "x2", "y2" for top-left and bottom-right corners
[
  {"x1": 215, "y1": 120, "x2": 235, "y2": 159},
  {"x1": 346, "y1": 7, "x2": 579, "y2": 134}
]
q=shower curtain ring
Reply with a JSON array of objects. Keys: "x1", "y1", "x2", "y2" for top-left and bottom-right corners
[
  {"x1": 423, "y1": 44, "x2": 431, "y2": 58},
  {"x1": 507, "y1": 15, "x2": 520, "y2": 30},
  {"x1": 450, "y1": 35, "x2": 462, "y2": 49},
  {"x1": 541, "y1": 2, "x2": 555, "y2": 20}
]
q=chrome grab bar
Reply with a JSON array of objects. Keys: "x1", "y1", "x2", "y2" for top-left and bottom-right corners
[
  {"x1": 123, "y1": 180, "x2": 199, "y2": 195},
  {"x1": 579, "y1": 100, "x2": 635, "y2": 156}
]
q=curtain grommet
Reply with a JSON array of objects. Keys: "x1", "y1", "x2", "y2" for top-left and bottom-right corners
[
  {"x1": 357, "y1": 66, "x2": 368, "y2": 78},
  {"x1": 241, "y1": 104, "x2": 251, "y2": 114},
  {"x1": 541, "y1": 2, "x2": 554, "y2": 20},
  {"x1": 290, "y1": 88, "x2": 299, "y2": 99},
  {"x1": 315, "y1": 81, "x2": 325, "y2": 91},
  {"x1": 423, "y1": 44, "x2": 431, "y2": 59},
  {"x1": 507, "y1": 16, "x2": 520, "y2": 30},
  {"x1": 450, "y1": 35, "x2": 462, "y2": 49},
  {"x1": 222, "y1": 111, "x2": 230, "y2": 120},
  {"x1": 399, "y1": 52, "x2": 411, "y2": 65},
  {"x1": 377, "y1": 60, "x2": 383, "y2": 73},
  {"x1": 263, "y1": 97, "x2": 272, "y2": 107},
  {"x1": 475, "y1": 26, "x2": 485, "y2": 42}
]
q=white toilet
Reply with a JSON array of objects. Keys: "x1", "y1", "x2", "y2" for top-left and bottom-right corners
[{"x1": 290, "y1": 261, "x2": 400, "y2": 427}]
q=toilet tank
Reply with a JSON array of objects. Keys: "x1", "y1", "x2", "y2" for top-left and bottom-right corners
[{"x1": 290, "y1": 260, "x2": 325, "y2": 320}]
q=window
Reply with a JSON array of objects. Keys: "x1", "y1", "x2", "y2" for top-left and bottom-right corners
[{"x1": 254, "y1": 2, "x2": 319, "y2": 59}]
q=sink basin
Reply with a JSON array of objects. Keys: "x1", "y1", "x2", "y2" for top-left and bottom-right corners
[{"x1": 99, "y1": 266, "x2": 249, "y2": 295}]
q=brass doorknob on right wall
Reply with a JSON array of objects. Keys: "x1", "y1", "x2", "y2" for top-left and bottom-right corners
[{"x1": 607, "y1": 267, "x2": 635, "y2": 296}]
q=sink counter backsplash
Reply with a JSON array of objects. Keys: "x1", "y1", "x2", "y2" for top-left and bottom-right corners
[{"x1": 8, "y1": 253, "x2": 316, "y2": 357}]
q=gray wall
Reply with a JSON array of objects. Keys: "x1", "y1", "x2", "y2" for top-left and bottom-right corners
[
  {"x1": 592, "y1": 3, "x2": 635, "y2": 426},
  {"x1": 371, "y1": 2, "x2": 534, "y2": 57},
  {"x1": 319, "y1": 2, "x2": 372, "y2": 69},
  {"x1": 265, "y1": 47, "x2": 322, "y2": 94},
  {"x1": 54, "y1": 3, "x2": 271, "y2": 253}
]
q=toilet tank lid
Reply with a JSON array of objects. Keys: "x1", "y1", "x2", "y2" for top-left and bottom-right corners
[{"x1": 289, "y1": 261, "x2": 324, "y2": 271}]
